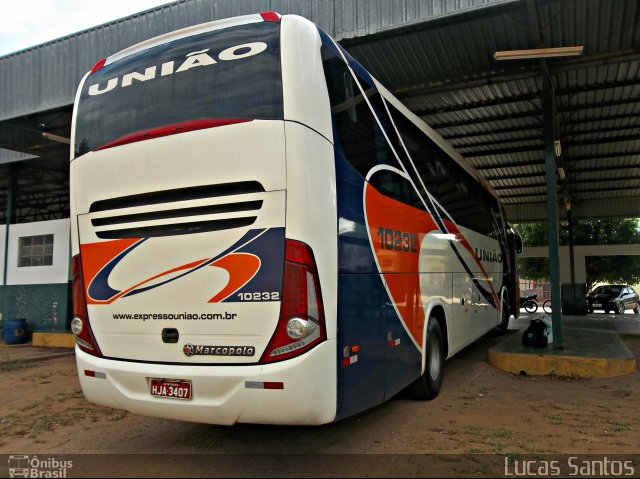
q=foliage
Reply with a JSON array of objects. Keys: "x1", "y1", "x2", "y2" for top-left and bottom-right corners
[{"x1": 515, "y1": 218, "x2": 640, "y2": 290}]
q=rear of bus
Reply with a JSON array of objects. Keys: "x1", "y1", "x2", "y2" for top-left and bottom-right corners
[{"x1": 70, "y1": 13, "x2": 338, "y2": 425}]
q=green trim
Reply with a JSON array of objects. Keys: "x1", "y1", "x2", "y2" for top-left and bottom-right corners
[{"x1": 0, "y1": 283, "x2": 71, "y2": 333}]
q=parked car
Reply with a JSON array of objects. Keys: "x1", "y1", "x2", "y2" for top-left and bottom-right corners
[{"x1": 587, "y1": 285, "x2": 640, "y2": 314}]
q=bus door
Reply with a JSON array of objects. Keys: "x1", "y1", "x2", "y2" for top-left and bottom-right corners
[
  {"x1": 472, "y1": 285, "x2": 494, "y2": 336},
  {"x1": 452, "y1": 272, "x2": 474, "y2": 349},
  {"x1": 470, "y1": 247, "x2": 504, "y2": 336}
]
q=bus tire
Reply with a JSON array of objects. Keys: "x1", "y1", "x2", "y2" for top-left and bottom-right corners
[
  {"x1": 490, "y1": 299, "x2": 510, "y2": 336},
  {"x1": 408, "y1": 317, "x2": 444, "y2": 400}
]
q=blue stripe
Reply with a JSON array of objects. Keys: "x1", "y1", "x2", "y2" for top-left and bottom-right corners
[
  {"x1": 87, "y1": 239, "x2": 147, "y2": 301},
  {"x1": 123, "y1": 229, "x2": 267, "y2": 298}
]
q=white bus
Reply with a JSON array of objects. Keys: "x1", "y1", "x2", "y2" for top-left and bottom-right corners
[{"x1": 70, "y1": 11, "x2": 520, "y2": 425}]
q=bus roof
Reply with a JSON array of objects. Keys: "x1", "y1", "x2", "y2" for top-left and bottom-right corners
[{"x1": 104, "y1": 13, "x2": 267, "y2": 67}]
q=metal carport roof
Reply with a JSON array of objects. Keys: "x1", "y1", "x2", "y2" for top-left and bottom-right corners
[{"x1": 0, "y1": 0, "x2": 638, "y2": 223}]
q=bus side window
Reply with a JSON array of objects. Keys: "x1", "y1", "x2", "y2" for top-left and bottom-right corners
[
  {"x1": 322, "y1": 47, "x2": 396, "y2": 180},
  {"x1": 344, "y1": 72, "x2": 357, "y2": 123},
  {"x1": 321, "y1": 46, "x2": 424, "y2": 213},
  {"x1": 386, "y1": 103, "x2": 497, "y2": 236}
]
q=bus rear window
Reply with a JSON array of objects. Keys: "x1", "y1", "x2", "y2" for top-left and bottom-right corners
[{"x1": 74, "y1": 22, "x2": 282, "y2": 158}]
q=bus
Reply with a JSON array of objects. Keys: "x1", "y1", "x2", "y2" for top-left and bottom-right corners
[{"x1": 70, "y1": 11, "x2": 520, "y2": 426}]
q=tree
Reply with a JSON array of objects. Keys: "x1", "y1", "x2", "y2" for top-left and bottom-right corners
[{"x1": 515, "y1": 218, "x2": 640, "y2": 290}]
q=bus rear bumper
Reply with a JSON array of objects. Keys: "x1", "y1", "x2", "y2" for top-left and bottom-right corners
[{"x1": 76, "y1": 341, "x2": 336, "y2": 426}]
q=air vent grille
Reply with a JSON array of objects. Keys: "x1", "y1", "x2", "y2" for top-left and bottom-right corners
[{"x1": 89, "y1": 182, "x2": 265, "y2": 239}]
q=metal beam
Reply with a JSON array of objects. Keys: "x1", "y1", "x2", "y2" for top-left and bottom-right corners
[
  {"x1": 391, "y1": 49, "x2": 640, "y2": 99},
  {"x1": 412, "y1": 78, "x2": 640, "y2": 117},
  {"x1": 507, "y1": 197, "x2": 640, "y2": 222},
  {"x1": 565, "y1": 152, "x2": 640, "y2": 164},
  {"x1": 563, "y1": 112, "x2": 640, "y2": 128},
  {"x1": 572, "y1": 185, "x2": 640, "y2": 195},
  {"x1": 418, "y1": 94, "x2": 640, "y2": 118},
  {"x1": 493, "y1": 182, "x2": 553, "y2": 191},
  {"x1": 497, "y1": 183, "x2": 640, "y2": 199},
  {"x1": 475, "y1": 159, "x2": 544, "y2": 171},
  {"x1": 559, "y1": 98, "x2": 640, "y2": 114},
  {"x1": 564, "y1": 124, "x2": 640, "y2": 138},
  {"x1": 413, "y1": 92, "x2": 541, "y2": 116},
  {"x1": 464, "y1": 145, "x2": 543, "y2": 157},
  {"x1": 446, "y1": 122, "x2": 640, "y2": 143},
  {"x1": 485, "y1": 169, "x2": 640, "y2": 185},
  {"x1": 569, "y1": 175, "x2": 640, "y2": 184},
  {"x1": 453, "y1": 135, "x2": 543, "y2": 149},
  {"x1": 491, "y1": 175, "x2": 640, "y2": 191},
  {"x1": 564, "y1": 134, "x2": 640, "y2": 148},
  {"x1": 485, "y1": 171, "x2": 546, "y2": 182},
  {"x1": 568, "y1": 164, "x2": 640, "y2": 175},
  {"x1": 462, "y1": 133, "x2": 640, "y2": 156},
  {"x1": 500, "y1": 192, "x2": 548, "y2": 200},
  {"x1": 427, "y1": 110, "x2": 541, "y2": 129},
  {"x1": 442, "y1": 123, "x2": 544, "y2": 141}
]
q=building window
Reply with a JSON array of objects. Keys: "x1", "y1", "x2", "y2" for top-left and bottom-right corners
[{"x1": 18, "y1": 234, "x2": 54, "y2": 267}]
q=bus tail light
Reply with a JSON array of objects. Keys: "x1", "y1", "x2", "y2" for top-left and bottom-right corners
[
  {"x1": 90, "y1": 58, "x2": 107, "y2": 75},
  {"x1": 260, "y1": 12, "x2": 281, "y2": 23},
  {"x1": 260, "y1": 240, "x2": 326, "y2": 364},
  {"x1": 71, "y1": 254, "x2": 103, "y2": 357},
  {"x1": 94, "y1": 118, "x2": 252, "y2": 152}
]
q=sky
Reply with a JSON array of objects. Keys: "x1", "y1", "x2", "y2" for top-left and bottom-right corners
[{"x1": 0, "y1": 0, "x2": 172, "y2": 56}]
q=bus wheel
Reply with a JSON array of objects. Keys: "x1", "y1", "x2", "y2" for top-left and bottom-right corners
[
  {"x1": 490, "y1": 299, "x2": 510, "y2": 336},
  {"x1": 408, "y1": 318, "x2": 444, "y2": 400}
]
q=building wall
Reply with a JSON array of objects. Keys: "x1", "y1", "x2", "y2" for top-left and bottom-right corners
[{"x1": 0, "y1": 219, "x2": 71, "y2": 334}]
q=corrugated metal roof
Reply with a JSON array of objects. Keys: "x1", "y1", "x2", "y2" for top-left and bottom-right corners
[
  {"x1": 0, "y1": 0, "x2": 509, "y2": 122},
  {"x1": 0, "y1": 0, "x2": 639, "y2": 222},
  {"x1": 341, "y1": 0, "x2": 640, "y2": 221}
]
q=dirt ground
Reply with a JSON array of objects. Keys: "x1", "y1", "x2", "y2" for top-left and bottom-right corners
[{"x1": 1, "y1": 329, "x2": 639, "y2": 477}]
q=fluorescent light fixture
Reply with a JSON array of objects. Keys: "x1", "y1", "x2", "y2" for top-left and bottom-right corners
[
  {"x1": 41, "y1": 132, "x2": 70, "y2": 144},
  {"x1": 557, "y1": 167, "x2": 566, "y2": 180},
  {"x1": 494, "y1": 46, "x2": 584, "y2": 61},
  {"x1": 433, "y1": 233, "x2": 458, "y2": 241},
  {"x1": 554, "y1": 140, "x2": 562, "y2": 158}
]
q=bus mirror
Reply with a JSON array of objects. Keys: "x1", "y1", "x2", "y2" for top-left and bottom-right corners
[
  {"x1": 513, "y1": 231, "x2": 523, "y2": 254},
  {"x1": 507, "y1": 225, "x2": 523, "y2": 254}
]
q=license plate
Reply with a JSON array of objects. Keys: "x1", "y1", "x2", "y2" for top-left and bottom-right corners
[
  {"x1": 150, "y1": 379, "x2": 192, "y2": 400},
  {"x1": 593, "y1": 303, "x2": 601, "y2": 307}
]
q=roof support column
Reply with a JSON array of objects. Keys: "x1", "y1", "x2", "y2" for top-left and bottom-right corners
[
  {"x1": 2, "y1": 165, "x2": 16, "y2": 325},
  {"x1": 562, "y1": 207, "x2": 588, "y2": 315},
  {"x1": 542, "y1": 83, "x2": 564, "y2": 349}
]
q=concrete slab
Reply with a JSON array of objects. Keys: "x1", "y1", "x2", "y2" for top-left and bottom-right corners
[
  {"x1": 489, "y1": 313, "x2": 637, "y2": 378},
  {"x1": 32, "y1": 332, "x2": 75, "y2": 349}
]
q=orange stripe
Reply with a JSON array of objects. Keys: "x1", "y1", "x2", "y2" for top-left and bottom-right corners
[
  {"x1": 207, "y1": 253, "x2": 261, "y2": 303},
  {"x1": 365, "y1": 184, "x2": 439, "y2": 348}
]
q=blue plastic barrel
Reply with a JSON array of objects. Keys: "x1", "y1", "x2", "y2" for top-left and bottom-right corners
[{"x1": 3, "y1": 318, "x2": 28, "y2": 345}]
